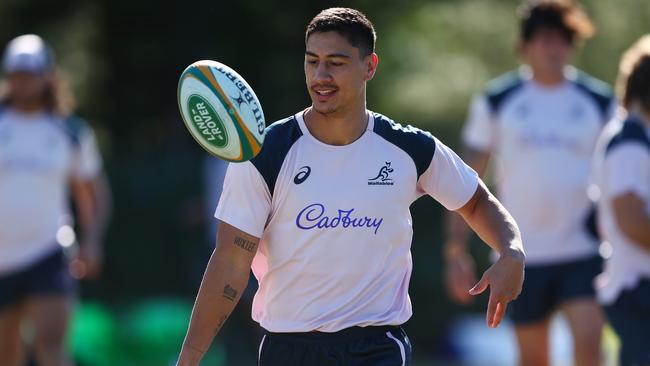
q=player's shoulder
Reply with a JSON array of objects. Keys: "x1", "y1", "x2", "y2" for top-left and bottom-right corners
[
  {"x1": 371, "y1": 112, "x2": 436, "y2": 177},
  {"x1": 483, "y1": 70, "x2": 526, "y2": 113},
  {"x1": 62, "y1": 113, "x2": 93, "y2": 138},
  {"x1": 261, "y1": 114, "x2": 303, "y2": 144},
  {"x1": 569, "y1": 68, "x2": 614, "y2": 114},
  {"x1": 569, "y1": 68, "x2": 613, "y2": 100},
  {"x1": 606, "y1": 115, "x2": 650, "y2": 154},
  {"x1": 253, "y1": 114, "x2": 303, "y2": 160},
  {"x1": 53, "y1": 113, "x2": 93, "y2": 146},
  {"x1": 249, "y1": 114, "x2": 304, "y2": 194}
]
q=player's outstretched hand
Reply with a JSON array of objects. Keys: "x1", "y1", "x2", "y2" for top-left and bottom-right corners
[
  {"x1": 70, "y1": 242, "x2": 103, "y2": 280},
  {"x1": 443, "y1": 243, "x2": 477, "y2": 305},
  {"x1": 468, "y1": 248, "x2": 524, "y2": 328}
]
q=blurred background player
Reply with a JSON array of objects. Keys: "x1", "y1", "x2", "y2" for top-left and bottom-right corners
[
  {"x1": 592, "y1": 34, "x2": 650, "y2": 366},
  {"x1": 0, "y1": 34, "x2": 110, "y2": 366},
  {"x1": 444, "y1": 1, "x2": 615, "y2": 365}
]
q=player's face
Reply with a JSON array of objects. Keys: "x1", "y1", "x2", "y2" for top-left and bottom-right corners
[
  {"x1": 521, "y1": 28, "x2": 574, "y2": 77},
  {"x1": 305, "y1": 31, "x2": 377, "y2": 116},
  {"x1": 7, "y1": 71, "x2": 48, "y2": 104}
]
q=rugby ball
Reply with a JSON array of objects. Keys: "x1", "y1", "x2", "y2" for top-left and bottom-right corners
[{"x1": 177, "y1": 60, "x2": 265, "y2": 162}]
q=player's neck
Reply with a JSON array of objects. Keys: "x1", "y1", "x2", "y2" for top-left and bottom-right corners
[
  {"x1": 304, "y1": 104, "x2": 369, "y2": 146},
  {"x1": 10, "y1": 98, "x2": 46, "y2": 115},
  {"x1": 531, "y1": 68, "x2": 565, "y2": 87}
]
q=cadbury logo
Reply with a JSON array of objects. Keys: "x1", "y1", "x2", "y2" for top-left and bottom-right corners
[{"x1": 296, "y1": 203, "x2": 383, "y2": 235}]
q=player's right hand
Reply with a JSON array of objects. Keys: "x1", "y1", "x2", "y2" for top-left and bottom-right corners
[
  {"x1": 443, "y1": 242, "x2": 477, "y2": 305},
  {"x1": 468, "y1": 247, "x2": 524, "y2": 328}
]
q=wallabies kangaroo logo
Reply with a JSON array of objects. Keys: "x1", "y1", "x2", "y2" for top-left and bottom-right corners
[{"x1": 369, "y1": 162, "x2": 394, "y2": 184}]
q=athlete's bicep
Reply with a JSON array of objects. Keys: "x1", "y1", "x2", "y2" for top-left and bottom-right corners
[
  {"x1": 419, "y1": 138, "x2": 479, "y2": 211},
  {"x1": 214, "y1": 220, "x2": 260, "y2": 269}
]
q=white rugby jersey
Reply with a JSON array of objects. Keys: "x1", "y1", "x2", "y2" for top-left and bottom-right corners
[
  {"x1": 463, "y1": 66, "x2": 616, "y2": 265},
  {"x1": 0, "y1": 107, "x2": 102, "y2": 273},
  {"x1": 215, "y1": 110, "x2": 479, "y2": 332},
  {"x1": 592, "y1": 115, "x2": 650, "y2": 305}
]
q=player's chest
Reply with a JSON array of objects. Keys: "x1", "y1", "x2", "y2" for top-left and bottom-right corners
[
  {"x1": 497, "y1": 95, "x2": 602, "y2": 154},
  {"x1": 0, "y1": 123, "x2": 73, "y2": 176},
  {"x1": 275, "y1": 143, "x2": 417, "y2": 212}
]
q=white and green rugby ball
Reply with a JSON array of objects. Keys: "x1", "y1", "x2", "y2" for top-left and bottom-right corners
[{"x1": 177, "y1": 60, "x2": 265, "y2": 162}]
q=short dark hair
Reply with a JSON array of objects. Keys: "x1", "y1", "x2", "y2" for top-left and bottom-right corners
[
  {"x1": 617, "y1": 35, "x2": 650, "y2": 112},
  {"x1": 518, "y1": 0, "x2": 595, "y2": 44},
  {"x1": 305, "y1": 8, "x2": 376, "y2": 56}
]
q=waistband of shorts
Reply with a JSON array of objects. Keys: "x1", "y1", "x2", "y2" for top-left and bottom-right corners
[{"x1": 264, "y1": 325, "x2": 402, "y2": 343}]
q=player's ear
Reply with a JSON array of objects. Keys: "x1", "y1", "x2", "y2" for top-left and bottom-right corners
[
  {"x1": 516, "y1": 40, "x2": 527, "y2": 60},
  {"x1": 365, "y1": 53, "x2": 378, "y2": 81}
]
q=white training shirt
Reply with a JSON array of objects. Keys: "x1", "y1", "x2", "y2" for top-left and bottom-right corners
[
  {"x1": 592, "y1": 115, "x2": 650, "y2": 305},
  {"x1": 215, "y1": 110, "x2": 479, "y2": 332},
  {"x1": 0, "y1": 108, "x2": 102, "y2": 273},
  {"x1": 462, "y1": 66, "x2": 616, "y2": 265}
]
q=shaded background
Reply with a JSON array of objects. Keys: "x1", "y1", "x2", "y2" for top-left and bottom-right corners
[{"x1": 1, "y1": 0, "x2": 648, "y2": 364}]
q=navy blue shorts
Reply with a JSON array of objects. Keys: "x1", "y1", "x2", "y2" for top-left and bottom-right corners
[
  {"x1": 258, "y1": 325, "x2": 411, "y2": 366},
  {"x1": 0, "y1": 249, "x2": 74, "y2": 309},
  {"x1": 509, "y1": 255, "x2": 602, "y2": 325},
  {"x1": 604, "y1": 279, "x2": 650, "y2": 366}
]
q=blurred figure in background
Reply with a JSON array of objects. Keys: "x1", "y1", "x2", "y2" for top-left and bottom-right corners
[
  {"x1": 445, "y1": 1, "x2": 615, "y2": 365},
  {"x1": 0, "y1": 34, "x2": 109, "y2": 366},
  {"x1": 592, "y1": 34, "x2": 650, "y2": 366}
]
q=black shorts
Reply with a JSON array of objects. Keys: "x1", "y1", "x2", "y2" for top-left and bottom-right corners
[
  {"x1": 0, "y1": 249, "x2": 74, "y2": 309},
  {"x1": 604, "y1": 279, "x2": 650, "y2": 366},
  {"x1": 258, "y1": 325, "x2": 411, "y2": 366},
  {"x1": 509, "y1": 255, "x2": 602, "y2": 325}
]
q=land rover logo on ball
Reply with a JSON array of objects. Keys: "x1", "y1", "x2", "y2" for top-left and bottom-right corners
[{"x1": 188, "y1": 94, "x2": 228, "y2": 148}]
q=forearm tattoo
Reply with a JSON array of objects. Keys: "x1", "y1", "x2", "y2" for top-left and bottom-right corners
[
  {"x1": 233, "y1": 236, "x2": 257, "y2": 252},
  {"x1": 223, "y1": 284, "x2": 238, "y2": 301}
]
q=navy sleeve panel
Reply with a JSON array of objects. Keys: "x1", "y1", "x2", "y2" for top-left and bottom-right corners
[
  {"x1": 372, "y1": 113, "x2": 436, "y2": 178},
  {"x1": 45, "y1": 113, "x2": 81, "y2": 147},
  {"x1": 606, "y1": 117, "x2": 650, "y2": 154},
  {"x1": 484, "y1": 71, "x2": 525, "y2": 115},
  {"x1": 0, "y1": 107, "x2": 82, "y2": 148},
  {"x1": 572, "y1": 71, "x2": 614, "y2": 123},
  {"x1": 250, "y1": 116, "x2": 303, "y2": 196},
  {"x1": 62, "y1": 114, "x2": 89, "y2": 146}
]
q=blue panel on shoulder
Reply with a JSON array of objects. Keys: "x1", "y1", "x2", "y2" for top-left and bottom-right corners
[
  {"x1": 46, "y1": 112, "x2": 82, "y2": 147},
  {"x1": 485, "y1": 71, "x2": 525, "y2": 116},
  {"x1": 606, "y1": 116, "x2": 650, "y2": 154},
  {"x1": 250, "y1": 116, "x2": 303, "y2": 196},
  {"x1": 372, "y1": 113, "x2": 436, "y2": 178},
  {"x1": 0, "y1": 106, "x2": 83, "y2": 148},
  {"x1": 572, "y1": 71, "x2": 614, "y2": 123},
  {"x1": 62, "y1": 114, "x2": 90, "y2": 146}
]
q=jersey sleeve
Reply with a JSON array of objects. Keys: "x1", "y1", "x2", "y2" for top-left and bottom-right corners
[
  {"x1": 603, "y1": 144, "x2": 650, "y2": 198},
  {"x1": 214, "y1": 161, "x2": 272, "y2": 238},
  {"x1": 71, "y1": 126, "x2": 103, "y2": 180},
  {"x1": 417, "y1": 138, "x2": 480, "y2": 210},
  {"x1": 605, "y1": 98, "x2": 619, "y2": 122},
  {"x1": 461, "y1": 95, "x2": 496, "y2": 152}
]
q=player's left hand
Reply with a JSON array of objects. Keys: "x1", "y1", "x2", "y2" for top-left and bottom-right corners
[
  {"x1": 468, "y1": 248, "x2": 524, "y2": 328},
  {"x1": 70, "y1": 242, "x2": 104, "y2": 280}
]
